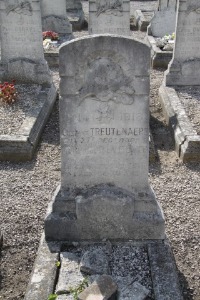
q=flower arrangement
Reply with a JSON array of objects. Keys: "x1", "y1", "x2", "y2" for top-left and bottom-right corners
[
  {"x1": 156, "y1": 32, "x2": 175, "y2": 51},
  {"x1": 0, "y1": 80, "x2": 18, "y2": 104},
  {"x1": 42, "y1": 31, "x2": 59, "y2": 41}
]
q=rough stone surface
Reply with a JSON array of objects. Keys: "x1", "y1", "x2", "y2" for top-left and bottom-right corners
[
  {"x1": 148, "y1": 0, "x2": 177, "y2": 37},
  {"x1": 89, "y1": 0, "x2": 130, "y2": 35},
  {"x1": 45, "y1": 34, "x2": 165, "y2": 241},
  {"x1": 0, "y1": 84, "x2": 57, "y2": 161},
  {"x1": 24, "y1": 234, "x2": 59, "y2": 300},
  {"x1": 133, "y1": 9, "x2": 154, "y2": 32},
  {"x1": 118, "y1": 280, "x2": 150, "y2": 300},
  {"x1": 78, "y1": 275, "x2": 117, "y2": 300},
  {"x1": 0, "y1": 0, "x2": 51, "y2": 84},
  {"x1": 0, "y1": 228, "x2": 3, "y2": 248},
  {"x1": 165, "y1": 0, "x2": 200, "y2": 86},
  {"x1": 56, "y1": 252, "x2": 85, "y2": 294},
  {"x1": 148, "y1": 241, "x2": 183, "y2": 300},
  {"x1": 41, "y1": 0, "x2": 72, "y2": 34},
  {"x1": 146, "y1": 35, "x2": 173, "y2": 69},
  {"x1": 80, "y1": 249, "x2": 109, "y2": 275},
  {"x1": 159, "y1": 85, "x2": 200, "y2": 161}
]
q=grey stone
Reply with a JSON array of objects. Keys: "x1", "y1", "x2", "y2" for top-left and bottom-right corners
[
  {"x1": 159, "y1": 85, "x2": 200, "y2": 162},
  {"x1": 80, "y1": 249, "x2": 109, "y2": 275},
  {"x1": 0, "y1": 0, "x2": 51, "y2": 84},
  {"x1": 118, "y1": 281, "x2": 150, "y2": 300},
  {"x1": 45, "y1": 35, "x2": 165, "y2": 241},
  {"x1": 0, "y1": 85, "x2": 57, "y2": 161},
  {"x1": 41, "y1": 0, "x2": 72, "y2": 34},
  {"x1": 165, "y1": 0, "x2": 200, "y2": 86},
  {"x1": 0, "y1": 229, "x2": 3, "y2": 248},
  {"x1": 78, "y1": 275, "x2": 117, "y2": 300},
  {"x1": 24, "y1": 234, "x2": 59, "y2": 300},
  {"x1": 148, "y1": 241, "x2": 183, "y2": 300},
  {"x1": 57, "y1": 295, "x2": 74, "y2": 300},
  {"x1": 66, "y1": 0, "x2": 82, "y2": 10},
  {"x1": 148, "y1": 0, "x2": 178, "y2": 37},
  {"x1": 89, "y1": 0, "x2": 130, "y2": 35},
  {"x1": 56, "y1": 252, "x2": 85, "y2": 294}
]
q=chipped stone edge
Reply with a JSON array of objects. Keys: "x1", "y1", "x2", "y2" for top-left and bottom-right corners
[
  {"x1": 145, "y1": 35, "x2": 173, "y2": 69},
  {"x1": 0, "y1": 83, "x2": 57, "y2": 161},
  {"x1": 159, "y1": 85, "x2": 200, "y2": 162},
  {"x1": 24, "y1": 233, "x2": 61, "y2": 300}
]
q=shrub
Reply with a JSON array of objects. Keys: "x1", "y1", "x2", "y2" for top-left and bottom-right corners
[{"x1": 0, "y1": 80, "x2": 18, "y2": 104}]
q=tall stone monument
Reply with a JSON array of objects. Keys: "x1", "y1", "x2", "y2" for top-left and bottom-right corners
[
  {"x1": 148, "y1": 0, "x2": 178, "y2": 37},
  {"x1": 165, "y1": 0, "x2": 200, "y2": 86},
  {"x1": 89, "y1": 0, "x2": 130, "y2": 35},
  {"x1": 0, "y1": 0, "x2": 51, "y2": 84},
  {"x1": 45, "y1": 35, "x2": 165, "y2": 241},
  {"x1": 41, "y1": 0, "x2": 72, "y2": 36}
]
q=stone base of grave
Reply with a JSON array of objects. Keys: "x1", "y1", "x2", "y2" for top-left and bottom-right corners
[
  {"x1": 133, "y1": 10, "x2": 154, "y2": 32},
  {"x1": 146, "y1": 35, "x2": 173, "y2": 69},
  {"x1": 67, "y1": 9, "x2": 85, "y2": 31},
  {"x1": 159, "y1": 85, "x2": 200, "y2": 162},
  {"x1": 24, "y1": 234, "x2": 183, "y2": 300},
  {"x1": 0, "y1": 58, "x2": 52, "y2": 85},
  {"x1": 45, "y1": 184, "x2": 165, "y2": 241},
  {"x1": 0, "y1": 84, "x2": 57, "y2": 161}
]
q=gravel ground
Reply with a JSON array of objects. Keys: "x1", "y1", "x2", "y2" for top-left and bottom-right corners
[{"x1": 0, "y1": 2, "x2": 200, "y2": 300}]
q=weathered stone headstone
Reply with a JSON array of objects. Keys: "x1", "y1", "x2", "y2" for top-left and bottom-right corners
[
  {"x1": 41, "y1": 0, "x2": 72, "y2": 35},
  {"x1": 89, "y1": 0, "x2": 130, "y2": 35},
  {"x1": 66, "y1": 0, "x2": 85, "y2": 31},
  {"x1": 45, "y1": 35, "x2": 165, "y2": 241},
  {"x1": 148, "y1": 0, "x2": 178, "y2": 37},
  {"x1": 165, "y1": 0, "x2": 200, "y2": 86},
  {"x1": 0, "y1": 0, "x2": 51, "y2": 84}
]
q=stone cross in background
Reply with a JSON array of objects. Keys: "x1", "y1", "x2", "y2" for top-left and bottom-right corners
[
  {"x1": 148, "y1": 0, "x2": 178, "y2": 37},
  {"x1": 165, "y1": 0, "x2": 200, "y2": 86},
  {"x1": 45, "y1": 35, "x2": 165, "y2": 241},
  {"x1": 0, "y1": 0, "x2": 51, "y2": 84},
  {"x1": 41, "y1": 0, "x2": 72, "y2": 35},
  {"x1": 89, "y1": 0, "x2": 130, "y2": 35}
]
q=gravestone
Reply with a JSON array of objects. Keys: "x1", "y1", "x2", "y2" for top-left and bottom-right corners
[
  {"x1": 66, "y1": 0, "x2": 85, "y2": 31},
  {"x1": 165, "y1": 0, "x2": 200, "y2": 86},
  {"x1": 0, "y1": 0, "x2": 51, "y2": 84},
  {"x1": 89, "y1": 0, "x2": 130, "y2": 35},
  {"x1": 148, "y1": 0, "x2": 178, "y2": 37},
  {"x1": 41, "y1": 0, "x2": 72, "y2": 35},
  {"x1": 45, "y1": 34, "x2": 165, "y2": 241}
]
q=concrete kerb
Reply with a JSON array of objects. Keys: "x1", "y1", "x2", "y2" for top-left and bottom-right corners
[
  {"x1": 0, "y1": 84, "x2": 57, "y2": 161},
  {"x1": 146, "y1": 35, "x2": 173, "y2": 69},
  {"x1": 159, "y1": 85, "x2": 200, "y2": 162},
  {"x1": 24, "y1": 234, "x2": 183, "y2": 300}
]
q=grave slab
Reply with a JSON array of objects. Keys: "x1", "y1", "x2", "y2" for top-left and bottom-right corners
[
  {"x1": 0, "y1": 85, "x2": 57, "y2": 161},
  {"x1": 133, "y1": 9, "x2": 154, "y2": 32},
  {"x1": 66, "y1": 0, "x2": 85, "y2": 30},
  {"x1": 159, "y1": 85, "x2": 200, "y2": 162},
  {"x1": 45, "y1": 34, "x2": 165, "y2": 241}
]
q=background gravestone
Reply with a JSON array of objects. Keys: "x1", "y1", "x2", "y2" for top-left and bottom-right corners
[
  {"x1": 45, "y1": 34, "x2": 165, "y2": 241},
  {"x1": 89, "y1": 0, "x2": 130, "y2": 35},
  {"x1": 165, "y1": 0, "x2": 200, "y2": 86},
  {"x1": 66, "y1": 0, "x2": 85, "y2": 31},
  {"x1": 0, "y1": 0, "x2": 51, "y2": 84},
  {"x1": 148, "y1": 0, "x2": 178, "y2": 37},
  {"x1": 41, "y1": 0, "x2": 72, "y2": 35}
]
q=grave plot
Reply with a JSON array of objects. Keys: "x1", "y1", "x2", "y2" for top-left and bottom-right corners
[
  {"x1": 159, "y1": 0, "x2": 200, "y2": 162},
  {"x1": 146, "y1": 0, "x2": 178, "y2": 68},
  {"x1": 132, "y1": 9, "x2": 154, "y2": 32},
  {"x1": 0, "y1": 0, "x2": 57, "y2": 161}
]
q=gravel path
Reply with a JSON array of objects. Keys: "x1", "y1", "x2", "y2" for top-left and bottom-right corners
[{"x1": 0, "y1": 2, "x2": 200, "y2": 300}]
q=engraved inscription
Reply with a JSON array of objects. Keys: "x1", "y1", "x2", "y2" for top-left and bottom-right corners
[
  {"x1": 5, "y1": 0, "x2": 32, "y2": 16},
  {"x1": 188, "y1": 5, "x2": 200, "y2": 15},
  {"x1": 96, "y1": 0, "x2": 123, "y2": 17}
]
